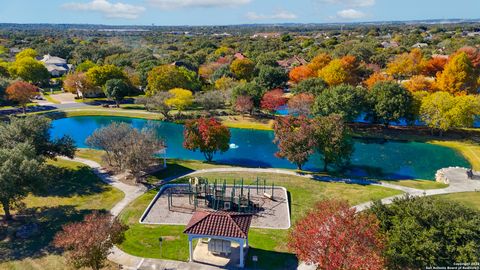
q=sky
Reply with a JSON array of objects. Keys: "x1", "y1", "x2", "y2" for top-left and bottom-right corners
[{"x1": 0, "y1": 0, "x2": 479, "y2": 26}]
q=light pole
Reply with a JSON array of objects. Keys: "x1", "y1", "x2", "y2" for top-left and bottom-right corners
[{"x1": 158, "y1": 237, "x2": 163, "y2": 258}]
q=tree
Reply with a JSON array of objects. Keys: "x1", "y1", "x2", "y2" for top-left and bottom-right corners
[
  {"x1": 368, "y1": 82, "x2": 413, "y2": 126},
  {"x1": 8, "y1": 57, "x2": 49, "y2": 84},
  {"x1": 135, "y1": 92, "x2": 173, "y2": 119},
  {"x1": 260, "y1": 89, "x2": 287, "y2": 114},
  {"x1": 0, "y1": 143, "x2": 43, "y2": 221},
  {"x1": 307, "y1": 53, "x2": 332, "y2": 73},
  {"x1": 291, "y1": 77, "x2": 327, "y2": 95},
  {"x1": 195, "y1": 91, "x2": 225, "y2": 112},
  {"x1": 214, "y1": 76, "x2": 237, "y2": 91},
  {"x1": 403, "y1": 75, "x2": 435, "y2": 92},
  {"x1": 86, "y1": 64, "x2": 126, "y2": 87},
  {"x1": 54, "y1": 212, "x2": 127, "y2": 270},
  {"x1": 457, "y1": 46, "x2": 480, "y2": 69},
  {"x1": 313, "y1": 114, "x2": 354, "y2": 171},
  {"x1": 230, "y1": 58, "x2": 256, "y2": 81},
  {"x1": 289, "y1": 199, "x2": 385, "y2": 270},
  {"x1": 63, "y1": 72, "x2": 95, "y2": 99},
  {"x1": 287, "y1": 93, "x2": 315, "y2": 116},
  {"x1": 313, "y1": 84, "x2": 367, "y2": 122},
  {"x1": 369, "y1": 195, "x2": 480, "y2": 269},
  {"x1": 75, "y1": 60, "x2": 97, "y2": 72},
  {"x1": 420, "y1": 91, "x2": 480, "y2": 135},
  {"x1": 6, "y1": 81, "x2": 37, "y2": 114},
  {"x1": 86, "y1": 123, "x2": 165, "y2": 179},
  {"x1": 232, "y1": 81, "x2": 265, "y2": 106},
  {"x1": 386, "y1": 48, "x2": 424, "y2": 79},
  {"x1": 289, "y1": 66, "x2": 314, "y2": 84},
  {"x1": 436, "y1": 52, "x2": 477, "y2": 95},
  {"x1": 104, "y1": 79, "x2": 130, "y2": 107},
  {"x1": 183, "y1": 117, "x2": 231, "y2": 162},
  {"x1": 318, "y1": 59, "x2": 349, "y2": 86},
  {"x1": 15, "y1": 48, "x2": 38, "y2": 60},
  {"x1": 364, "y1": 72, "x2": 394, "y2": 90},
  {"x1": 256, "y1": 65, "x2": 288, "y2": 89},
  {"x1": 422, "y1": 56, "x2": 448, "y2": 77},
  {"x1": 234, "y1": 95, "x2": 254, "y2": 116},
  {"x1": 273, "y1": 116, "x2": 316, "y2": 170},
  {"x1": 147, "y1": 64, "x2": 200, "y2": 95},
  {"x1": 165, "y1": 88, "x2": 193, "y2": 113}
]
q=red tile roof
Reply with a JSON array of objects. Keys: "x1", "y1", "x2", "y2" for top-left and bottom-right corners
[{"x1": 184, "y1": 211, "x2": 253, "y2": 239}]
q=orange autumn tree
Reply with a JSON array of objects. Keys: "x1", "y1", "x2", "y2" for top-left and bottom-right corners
[
  {"x1": 289, "y1": 199, "x2": 385, "y2": 270},
  {"x1": 6, "y1": 81, "x2": 37, "y2": 114},
  {"x1": 403, "y1": 75, "x2": 435, "y2": 92},
  {"x1": 386, "y1": 48, "x2": 425, "y2": 79},
  {"x1": 307, "y1": 53, "x2": 332, "y2": 73},
  {"x1": 289, "y1": 66, "x2": 315, "y2": 84},
  {"x1": 318, "y1": 55, "x2": 359, "y2": 86},
  {"x1": 364, "y1": 72, "x2": 394, "y2": 89},
  {"x1": 436, "y1": 52, "x2": 477, "y2": 95},
  {"x1": 422, "y1": 55, "x2": 448, "y2": 77}
]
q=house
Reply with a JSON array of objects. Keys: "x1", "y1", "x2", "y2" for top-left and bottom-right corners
[
  {"x1": 381, "y1": 41, "x2": 399, "y2": 48},
  {"x1": 40, "y1": 54, "x2": 72, "y2": 77},
  {"x1": 233, "y1": 52, "x2": 246, "y2": 60},
  {"x1": 277, "y1": 56, "x2": 307, "y2": 70},
  {"x1": 412, "y1": 43, "x2": 428, "y2": 49},
  {"x1": 251, "y1": 32, "x2": 280, "y2": 39}
]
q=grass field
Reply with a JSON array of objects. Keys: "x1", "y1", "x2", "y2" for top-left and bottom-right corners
[
  {"x1": 382, "y1": 179, "x2": 449, "y2": 190},
  {"x1": 435, "y1": 192, "x2": 480, "y2": 210},
  {"x1": 0, "y1": 159, "x2": 124, "y2": 270},
  {"x1": 118, "y1": 170, "x2": 403, "y2": 269},
  {"x1": 430, "y1": 141, "x2": 480, "y2": 170}
]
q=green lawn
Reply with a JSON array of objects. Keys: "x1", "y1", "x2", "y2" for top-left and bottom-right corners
[
  {"x1": 382, "y1": 179, "x2": 449, "y2": 190},
  {"x1": 0, "y1": 159, "x2": 124, "y2": 270},
  {"x1": 430, "y1": 140, "x2": 480, "y2": 170},
  {"x1": 118, "y1": 171, "x2": 403, "y2": 269},
  {"x1": 435, "y1": 192, "x2": 480, "y2": 210}
]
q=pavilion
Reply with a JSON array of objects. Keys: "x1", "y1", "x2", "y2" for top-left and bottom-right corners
[{"x1": 183, "y1": 211, "x2": 253, "y2": 268}]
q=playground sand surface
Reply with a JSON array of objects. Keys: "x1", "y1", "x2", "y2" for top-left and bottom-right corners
[{"x1": 140, "y1": 184, "x2": 291, "y2": 229}]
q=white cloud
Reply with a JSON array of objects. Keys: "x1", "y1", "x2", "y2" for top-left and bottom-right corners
[
  {"x1": 147, "y1": 0, "x2": 251, "y2": 9},
  {"x1": 246, "y1": 10, "x2": 298, "y2": 21},
  {"x1": 336, "y1": 9, "x2": 366, "y2": 19},
  {"x1": 63, "y1": 0, "x2": 145, "y2": 20},
  {"x1": 320, "y1": 0, "x2": 375, "y2": 7}
]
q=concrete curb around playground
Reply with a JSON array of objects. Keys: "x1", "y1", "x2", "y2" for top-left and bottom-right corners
[{"x1": 65, "y1": 157, "x2": 480, "y2": 270}]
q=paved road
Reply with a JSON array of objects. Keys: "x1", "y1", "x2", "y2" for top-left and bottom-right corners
[{"x1": 66, "y1": 157, "x2": 480, "y2": 270}]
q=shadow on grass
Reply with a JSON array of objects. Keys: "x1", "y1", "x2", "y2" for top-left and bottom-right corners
[
  {"x1": 33, "y1": 164, "x2": 109, "y2": 197},
  {"x1": 146, "y1": 161, "x2": 196, "y2": 184},
  {"x1": 246, "y1": 247, "x2": 298, "y2": 270},
  {"x1": 0, "y1": 206, "x2": 104, "y2": 262}
]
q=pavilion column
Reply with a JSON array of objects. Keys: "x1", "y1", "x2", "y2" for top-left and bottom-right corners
[
  {"x1": 188, "y1": 236, "x2": 193, "y2": 262},
  {"x1": 239, "y1": 239, "x2": 245, "y2": 268}
]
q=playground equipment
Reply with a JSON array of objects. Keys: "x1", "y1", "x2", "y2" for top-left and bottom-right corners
[{"x1": 167, "y1": 177, "x2": 276, "y2": 214}]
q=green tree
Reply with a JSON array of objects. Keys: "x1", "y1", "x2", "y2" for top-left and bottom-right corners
[
  {"x1": 255, "y1": 66, "x2": 288, "y2": 89},
  {"x1": 103, "y1": 79, "x2": 130, "y2": 107},
  {"x1": 369, "y1": 195, "x2": 480, "y2": 269},
  {"x1": 8, "y1": 57, "x2": 49, "y2": 83},
  {"x1": 15, "y1": 48, "x2": 38, "y2": 60},
  {"x1": 76, "y1": 60, "x2": 97, "y2": 72},
  {"x1": 420, "y1": 92, "x2": 480, "y2": 135},
  {"x1": 313, "y1": 84, "x2": 366, "y2": 122},
  {"x1": 86, "y1": 64, "x2": 126, "y2": 87},
  {"x1": 232, "y1": 81, "x2": 265, "y2": 107},
  {"x1": 230, "y1": 58, "x2": 256, "y2": 81},
  {"x1": 291, "y1": 77, "x2": 328, "y2": 96},
  {"x1": 313, "y1": 114, "x2": 354, "y2": 171},
  {"x1": 368, "y1": 82, "x2": 413, "y2": 126},
  {"x1": 0, "y1": 143, "x2": 43, "y2": 221},
  {"x1": 146, "y1": 65, "x2": 200, "y2": 95}
]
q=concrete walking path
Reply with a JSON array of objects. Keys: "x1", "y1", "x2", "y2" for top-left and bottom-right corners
[{"x1": 66, "y1": 157, "x2": 480, "y2": 270}]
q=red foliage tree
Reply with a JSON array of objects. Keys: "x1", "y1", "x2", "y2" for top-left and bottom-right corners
[
  {"x1": 289, "y1": 199, "x2": 385, "y2": 270},
  {"x1": 273, "y1": 116, "x2": 315, "y2": 170},
  {"x1": 53, "y1": 212, "x2": 127, "y2": 270},
  {"x1": 422, "y1": 56, "x2": 448, "y2": 77},
  {"x1": 287, "y1": 93, "x2": 314, "y2": 116},
  {"x1": 260, "y1": 89, "x2": 287, "y2": 114},
  {"x1": 183, "y1": 117, "x2": 231, "y2": 162},
  {"x1": 457, "y1": 46, "x2": 480, "y2": 69},
  {"x1": 234, "y1": 95, "x2": 254, "y2": 116},
  {"x1": 6, "y1": 81, "x2": 37, "y2": 114},
  {"x1": 289, "y1": 66, "x2": 315, "y2": 84}
]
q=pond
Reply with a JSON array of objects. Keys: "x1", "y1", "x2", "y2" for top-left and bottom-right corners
[{"x1": 50, "y1": 116, "x2": 470, "y2": 180}]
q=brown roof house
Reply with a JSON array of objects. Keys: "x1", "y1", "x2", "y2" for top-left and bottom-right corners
[
  {"x1": 277, "y1": 56, "x2": 308, "y2": 70},
  {"x1": 184, "y1": 211, "x2": 253, "y2": 268}
]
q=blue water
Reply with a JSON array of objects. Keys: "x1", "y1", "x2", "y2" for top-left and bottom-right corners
[{"x1": 50, "y1": 116, "x2": 470, "y2": 180}]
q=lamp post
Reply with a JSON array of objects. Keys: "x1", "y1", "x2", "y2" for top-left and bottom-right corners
[{"x1": 158, "y1": 237, "x2": 163, "y2": 257}]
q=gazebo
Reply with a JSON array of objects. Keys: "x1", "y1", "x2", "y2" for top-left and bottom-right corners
[{"x1": 183, "y1": 211, "x2": 253, "y2": 268}]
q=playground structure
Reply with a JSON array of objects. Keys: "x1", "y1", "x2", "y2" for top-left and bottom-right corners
[{"x1": 167, "y1": 177, "x2": 277, "y2": 214}]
